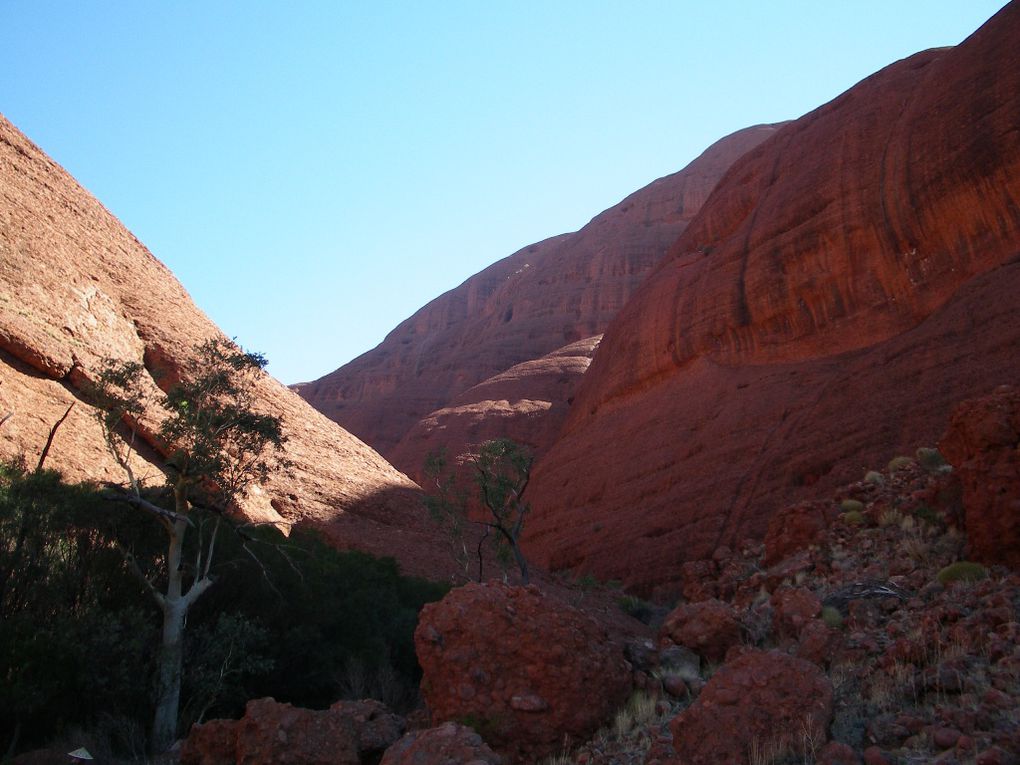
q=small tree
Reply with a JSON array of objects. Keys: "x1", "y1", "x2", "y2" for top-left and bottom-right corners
[
  {"x1": 423, "y1": 438, "x2": 532, "y2": 585},
  {"x1": 90, "y1": 338, "x2": 286, "y2": 753}
]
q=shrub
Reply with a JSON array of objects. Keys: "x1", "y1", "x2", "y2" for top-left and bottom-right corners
[
  {"x1": 916, "y1": 447, "x2": 949, "y2": 473},
  {"x1": 840, "y1": 499, "x2": 864, "y2": 514},
  {"x1": 842, "y1": 510, "x2": 866, "y2": 526},
  {"x1": 821, "y1": 606, "x2": 844, "y2": 629},
  {"x1": 936, "y1": 561, "x2": 988, "y2": 586},
  {"x1": 0, "y1": 463, "x2": 448, "y2": 756},
  {"x1": 864, "y1": 470, "x2": 884, "y2": 485},
  {"x1": 617, "y1": 595, "x2": 654, "y2": 624},
  {"x1": 878, "y1": 508, "x2": 903, "y2": 528},
  {"x1": 887, "y1": 456, "x2": 914, "y2": 473},
  {"x1": 913, "y1": 504, "x2": 940, "y2": 526}
]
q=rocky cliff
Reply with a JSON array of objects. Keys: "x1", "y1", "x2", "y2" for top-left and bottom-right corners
[
  {"x1": 297, "y1": 125, "x2": 782, "y2": 468},
  {"x1": 525, "y1": 1, "x2": 1020, "y2": 592},
  {"x1": 0, "y1": 114, "x2": 450, "y2": 578},
  {"x1": 389, "y1": 335, "x2": 600, "y2": 483}
]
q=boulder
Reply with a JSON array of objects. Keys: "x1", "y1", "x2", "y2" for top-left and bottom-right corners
[
  {"x1": 771, "y1": 587, "x2": 822, "y2": 641},
  {"x1": 764, "y1": 502, "x2": 832, "y2": 567},
  {"x1": 940, "y1": 385, "x2": 1020, "y2": 569},
  {"x1": 380, "y1": 721, "x2": 503, "y2": 765},
  {"x1": 414, "y1": 582, "x2": 631, "y2": 762},
  {"x1": 181, "y1": 718, "x2": 239, "y2": 765},
  {"x1": 659, "y1": 599, "x2": 743, "y2": 663},
  {"x1": 666, "y1": 649, "x2": 833, "y2": 764},
  {"x1": 180, "y1": 697, "x2": 404, "y2": 765}
]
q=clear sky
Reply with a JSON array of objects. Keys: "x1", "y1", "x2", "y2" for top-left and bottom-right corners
[{"x1": 1, "y1": 2, "x2": 1008, "y2": 384}]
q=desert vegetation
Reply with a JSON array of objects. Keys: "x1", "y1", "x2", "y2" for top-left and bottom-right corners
[
  {"x1": 423, "y1": 438, "x2": 534, "y2": 584},
  {"x1": 0, "y1": 462, "x2": 446, "y2": 758}
]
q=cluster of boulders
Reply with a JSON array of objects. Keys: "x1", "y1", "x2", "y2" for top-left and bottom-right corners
[
  {"x1": 180, "y1": 582, "x2": 634, "y2": 765},
  {"x1": 178, "y1": 388, "x2": 1019, "y2": 765}
]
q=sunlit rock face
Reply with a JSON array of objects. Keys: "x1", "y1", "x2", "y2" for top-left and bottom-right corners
[
  {"x1": 0, "y1": 113, "x2": 453, "y2": 579},
  {"x1": 525, "y1": 2, "x2": 1020, "y2": 593},
  {"x1": 296, "y1": 124, "x2": 781, "y2": 468}
]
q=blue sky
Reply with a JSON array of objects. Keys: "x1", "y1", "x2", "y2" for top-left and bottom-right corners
[{"x1": 1, "y1": 2, "x2": 1008, "y2": 384}]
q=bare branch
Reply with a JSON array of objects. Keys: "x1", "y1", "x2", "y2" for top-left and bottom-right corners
[
  {"x1": 202, "y1": 517, "x2": 221, "y2": 580},
  {"x1": 182, "y1": 575, "x2": 214, "y2": 608},
  {"x1": 35, "y1": 402, "x2": 75, "y2": 472},
  {"x1": 0, "y1": 411, "x2": 12, "y2": 428},
  {"x1": 102, "y1": 490, "x2": 195, "y2": 529},
  {"x1": 114, "y1": 543, "x2": 166, "y2": 608},
  {"x1": 238, "y1": 538, "x2": 282, "y2": 598}
]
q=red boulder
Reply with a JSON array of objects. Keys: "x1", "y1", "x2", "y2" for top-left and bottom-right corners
[
  {"x1": 659, "y1": 599, "x2": 743, "y2": 663},
  {"x1": 764, "y1": 502, "x2": 832, "y2": 567},
  {"x1": 771, "y1": 587, "x2": 822, "y2": 641},
  {"x1": 940, "y1": 385, "x2": 1020, "y2": 569},
  {"x1": 414, "y1": 582, "x2": 631, "y2": 762},
  {"x1": 380, "y1": 721, "x2": 503, "y2": 765},
  {"x1": 180, "y1": 697, "x2": 403, "y2": 765},
  {"x1": 666, "y1": 649, "x2": 833, "y2": 764}
]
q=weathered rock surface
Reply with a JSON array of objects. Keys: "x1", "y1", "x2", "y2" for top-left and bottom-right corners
[
  {"x1": 180, "y1": 697, "x2": 403, "y2": 765},
  {"x1": 658, "y1": 599, "x2": 743, "y2": 664},
  {"x1": 414, "y1": 581, "x2": 631, "y2": 762},
  {"x1": 380, "y1": 721, "x2": 503, "y2": 765},
  {"x1": 390, "y1": 336, "x2": 600, "y2": 482},
  {"x1": 771, "y1": 586, "x2": 823, "y2": 641},
  {"x1": 940, "y1": 385, "x2": 1020, "y2": 569},
  {"x1": 764, "y1": 502, "x2": 836, "y2": 567},
  {"x1": 0, "y1": 113, "x2": 452, "y2": 578},
  {"x1": 666, "y1": 650, "x2": 833, "y2": 764},
  {"x1": 526, "y1": 2, "x2": 1020, "y2": 592},
  {"x1": 297, "y1": 125, "x2": 782, "y2": 467}
]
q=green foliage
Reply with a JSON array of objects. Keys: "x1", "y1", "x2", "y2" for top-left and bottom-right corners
[
  {"x1": 821, "y1": 605, "x2": 844, "y2": 629},
  {"x1": 189, "y1": 526, "x2": 448, "y2": 713},
  {"x1": 842, "y1": 510, "x2": 866, "y2": 526},
  {"x1": 915, "y1": 447, "x2": 949, "y2": 474},
  {"x1": 88, "y1": 339, "x2": 291, "y2": 752},
  {"x1": 863, "y1": 470, "x2": 884, "y2": 485},
  {"x1": 423, "y1": 438, "x2": 534, "y2": 584},
  {"x1": 887, "y1": 456, "x2": 914, "y2": 473},
  {"x1": 90, "y1": 338, "x2": 287, "y2": 507},
  {"x1": 158, "y1": 339, "x2": 287, "y2": 506},
  {"x1": 936, "y1": 561, "x2": 988, "y2": 586},
  {"x1": 0, "y1": 464, "x2": 447, "y2": 756},
  {"x1": 181, "y1": 613, "x2": 274, "y2": 729},
  {"x1": 454, "y1": 712, "x2": 510, "y2": 743},
  {"x1": 913, "y1": 504, "x2": 940, "y2": 526},
  {"x1": 0, "y1": 463, "x2": 159, "y2": 753},
  {"x1": 617, "y1": 594, "x2": 656, "y2": 624},
  {"x1": 839, "y1": 499, "x2": 865, "y2": 514}
]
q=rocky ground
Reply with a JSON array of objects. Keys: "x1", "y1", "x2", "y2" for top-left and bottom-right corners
[{"x1": 548, "y1": 452, "x2": 1019, "y2": 765}]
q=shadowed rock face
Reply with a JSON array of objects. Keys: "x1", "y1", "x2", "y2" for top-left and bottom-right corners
[
  {"x1": 0, "y1": 114, "x2": 451, "y2": 578},
  {"x1": 389, "y1": 335, "x2": 601, "y2": 484},
  {"x1": 296, "y1": 125, "x2": 782, "y2": 465},
  {"x1": 526, "y1": 2, "x2": 1020, "y2": 592}
]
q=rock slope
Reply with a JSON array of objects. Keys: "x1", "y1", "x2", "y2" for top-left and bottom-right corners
[
  {"x1": 389, "y1": 335, "x2": 601, "y2": 483},
  {"x1": 297, "y1": 125, "x2": 782, "y2": 467},
  {"x1": 526, "y1": 1, "x2": 1020, "y2": 592},
  {"x1": 0, "y1": 114, "x2": 449, "y2": 578}
]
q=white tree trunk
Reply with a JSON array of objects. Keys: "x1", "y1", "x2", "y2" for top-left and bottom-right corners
[{"x1": 151, "y1": 515, "x2": 188, "y2": 753}]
